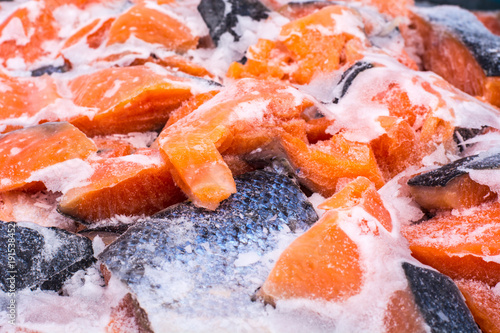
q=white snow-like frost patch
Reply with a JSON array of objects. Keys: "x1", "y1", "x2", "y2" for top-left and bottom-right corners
[
  {"x1": 117, "y1": 153, "x2": 162, "y2": 166},
  {"x1": 17, "y1": 222, "x2": 63, "y2": 256},
  {"x1": 493, "y1": 282, "x2": 500, "y2": 297},
  {"x1": 0, "y1": 99, "x2": 98, "y2": 132},
  {"x1": 9, "y1": 147, "x2": 21, "y2": 156},
  {"x1": 330, "y1": 10, "x2": 367, "y2": 41},
  {"x1": 308, "y1": 192, "x2": 326, "y2": 218},
  {"x1": 230, "y1": 99, "x2": 270, "y2": 122},
  {"x1": 234, "y1": 252, "x2": 261, "y2": 267},
  {"x1": 26, "y1": 158, "x2": 94, "y2": 194},
  {"x1": 0, "y1": 17, "x2": 30, "y2": 45},
  {"x1": 103, "y1": 80, "x2": 123, "y2": 98},
  {"x1": 0, "y1": 270, "x2": 129, "y2": 333}
]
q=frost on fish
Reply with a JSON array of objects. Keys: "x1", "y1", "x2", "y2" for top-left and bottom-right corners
[
  {"x1": 408, "y1": 149, "x2": 500, "y2": 187},
  {"x1": 0, "y1": 221, "x2": 94, "y2": 292},
  {"x1": 453, "y1": 127, "x2": 485, "y2": 152},
  {"x1": 99, "y1": 170, "x2": 318, "y2": 330},
  {"x1": 31, "y1": 62, "x2": 71, "y2": 77},
  {"x1": 331, "y1": 61, "x2": 374, "y2": 104},
  {"x1": 197, "y1": 0, "x2": 269, "y2": 45},
  {"x1": 407, "y1": 150, "x2": 500, "y2": 210},
  {"x1": 408, "y1": 155, "x2": 478, "y2": 188},
  {"x1": 416, "y1": 5, "x2": 500, "y2": 77},
  {"x1": 402, "y1": 262, "x2": 480, "y2": 332}
]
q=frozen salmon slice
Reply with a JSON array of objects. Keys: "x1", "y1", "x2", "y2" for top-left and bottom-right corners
[
  {"x1": 157, "y1": 78, "x2": 313, "y2": 209},
  {"x1": 164, "y1": 90, "x2": 220, "y2": 128},
  {"x1": 106, "y1": 293, "x2": 153, "y2": 333},
  {"x1": 277, "y1": 1, "x2": 335, "y2": 19},
  {"x1": 0, "y1": 122, "x2": 97, "y2": 193},
  {"x1": 0, "y1": 72, "x2": 61, "y2": 133},
  {"x1": 278, "y1": 132, "x2": 385, "y2": 197},
  {"x1": 62, "y1": 17, "x2": 115, "y2": 50},
  {"x1": 93, "y1": 136, "x2": 135, "y2": 158},
  {"x1": 383, "y1": 288, "x2": 427, "y2": 333},
  {"x1": 409, "y1": 6, "x2": 500, "y2": 107},
  {"x1": 59, "y1": 148, "x2": 185, "y2": 223},
  {"x1": 258, "y1": 176, "x2": 391, "y2": 304},
  {"x1": 456, "y1": 279, "x2": 500, "y2": 333},
  {"x1": 0, "y1": 3, "x2": 59, "y2": 67},
  {"x1": 130, "y1": 54, "x2": 214, "y2": 79},
  {"x1": 398, "y1": 262, "x2": 479, "y2": 332},
  {"x1": 474, "y1": 11, "x2": 500, "y2": 36},
  {"x1": 228, "y1": 5, "x2": 366, "y2": 84},
  {"x1": 318, "y1": 176, "x2": 392, "y2": 232},
  {"x1": 402, "y1": 201, "x2": 500, "y2": 286},
  {"x1": 370, "y1": 116, "x2": 420, "y2": 179},
  {"x1": 257, "y1": 210, "x2": 364, "y2": 304},
  {"x1": 68, "y1": 65, "x2": 195, "y2": 136},
  {"x1": 276, "y1": 0, "x2": 413, "y2": 18},
  {"x1": 407, "y1": 152, "x2": 499, "y2": 211},
  {"x1": 107, "y1": 3, "x2": 198, "y2": 53},
  {"x1": 361, "y1": 0, "x2": 413, "y2": 18},
  {"x1": 44, "y1": 0, "x2": 124, "y2": 10},
  {"x1": 258, "y1": 176, "x2": 478, "y2": 331}
]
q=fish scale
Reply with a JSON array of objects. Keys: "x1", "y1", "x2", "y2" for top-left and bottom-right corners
[
  {"x1": 0, "y1": 221, "x2": 94, "y2": 292},
  {"x1": 99, "y1": 170, "x2": 317, "y2": 326}
]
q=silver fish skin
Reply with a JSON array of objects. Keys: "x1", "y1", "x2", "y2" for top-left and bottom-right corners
[
  {"x1": 98, "y1": 170, "x2": 318, "y2": 329},
  {"x1": 0, "y1": 221, "x2": 94, "y2": 292}
]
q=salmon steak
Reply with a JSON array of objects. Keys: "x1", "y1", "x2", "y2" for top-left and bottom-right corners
[{"x1": 1, "y1": 0, "x2": 500, "y2": 332}]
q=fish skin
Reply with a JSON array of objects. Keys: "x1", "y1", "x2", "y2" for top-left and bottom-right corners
[
  {"x1": 407, "y1": 155, "x2": 476, "y2": 187},
  {"x1": 407, "y1": 150, "x2": 500, "y2": 187},
  {"x1": 453, "y1": 127, "x2": 484, "y2": 152},
  {"x1": 417, "y1": 5, "x2": 500, "y2": 77},
  {"x1": 332, "y1": 61, "x2": 374, "y2": 104},
  {"x1": 415, "y1": 0, "x2": 500, "y2": 11},
  {"x1": 197, "y1": 0, "x2": 269, "y2": 44},
  {"x1": 99, "y1": 170, "x2": 318, "y2": 322},
  {"x1": 465, "y1": 151, "x2": 500, "y2": 169},
  {"x1": 402, "y1": 262, "x2": 480, "y2": 332},
  {"x1": 31, "y1": 63, "x2": 70, "y2": 77},
  {"x1": 0, "y1": 221, "x2": 95, "y2": 292}
]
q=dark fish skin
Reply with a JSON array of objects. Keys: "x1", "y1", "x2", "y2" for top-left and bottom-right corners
[
  {"x1": 285, "y1": 0, "x2": 332, "y2": 7},
  {"x1": 332, "y1": 62, "x2": 374, "y2": 104},
  {"x1": 197, "y1": 0, "x2": 269, "y2": 44},
  {"x1": 464, "y1": 151, "x2": 500, "y2": 169},
  {"x1": 99, "y1": 170, "x2": 318, "y2": 320},
  {"x1": 453, "y1": 127, "x2": 484, "y2": 152},
  {"x1": 407, "y1": 151, "x2": 500, "y2": 187},
  {"x1": 0, "y1": 221, "x2": 95, "y2": 292},
  {"x1": 31, "y1": 63, "x2": 71, "y2": 77},
  {"x1": 407, "y1": 155, "x2": 477, "y2": 187},
  {"x1": 402, "y1": 262, "x2": 480, "y2": 333},
  {"x1": 415, "y1": 0, "x2": 500, "y2": 11},
  {"x1": 417, "y1": 5, "x2": 500, "y2": 77}
]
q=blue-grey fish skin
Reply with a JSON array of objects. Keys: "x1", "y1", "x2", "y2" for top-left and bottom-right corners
[
  {"x1": 417, "y1": 5, "x2": 500, "y2": 77},
  {"x1": 31, "y1": 63, "x2": 70, "y2": 77},
  {"x1": 408, "y1": 150, "x2": 500, "y2": 187},
  {"x1": 99, "y1": 170, "x2": 318, "y2": 320},
  {"x1": 0, "y1": 221, "x2": 94, "y2": 292},
  {"x1": 407, "y1": 155, "x2": 476, "y2": 187},
  {"x1": 402, "y1": 262, "x2": 480, "y2": 333}
]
